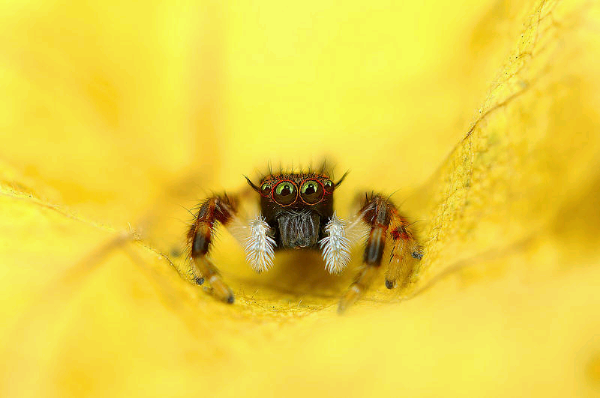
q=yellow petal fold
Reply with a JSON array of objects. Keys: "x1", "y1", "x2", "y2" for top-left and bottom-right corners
[{"x1": 1, "y1": 0, "x2": 600, "y2": 397}]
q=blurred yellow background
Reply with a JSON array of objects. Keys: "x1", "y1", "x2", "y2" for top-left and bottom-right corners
[{"x1": 1, "y1": 0, "x2": 600, "y2": 396}]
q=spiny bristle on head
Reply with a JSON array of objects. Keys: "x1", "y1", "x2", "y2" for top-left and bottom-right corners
[
  {"x1": 245, "y1": 215, "x2": 276, "y2": 273},
  {"x1": 253, "y1": 166, "x2": 345, "y2": 183},
  {"x1": 320, "y1": 212, "x2": 351, "y2": 274},
  {"x1": 260, "y1": 160, "x2": 335, "y2": 176}
]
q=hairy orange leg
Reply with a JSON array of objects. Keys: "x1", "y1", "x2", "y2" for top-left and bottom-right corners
[
  {"x1": 338, "y1": 194, "x2": 422, "y2": 313},
  {"x1": 188, "y1": 194, "x2": 239, "y2": 304}
]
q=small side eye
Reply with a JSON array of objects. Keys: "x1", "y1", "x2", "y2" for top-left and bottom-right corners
[
  {"x1": 300, "y1": 180, "x2": 324, "y2": 204},
  {"x1": 323, "y1": 179, "x2": 334, "y2": 193},
  {"x1": 273, "y1": 181, "x2": 297, "y2": 205},
  {"x1": 260, "y1": 183, "x2": 271, "y2": 196}
]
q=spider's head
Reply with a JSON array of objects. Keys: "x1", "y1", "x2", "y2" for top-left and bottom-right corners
[{"x1": 246, "y1": 171, "x2": 347, "y2": 249}]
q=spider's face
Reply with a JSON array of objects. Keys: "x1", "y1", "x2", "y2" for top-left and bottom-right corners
[{"x1": 250, "y1": 173, "x2": 339, "y2": 249}]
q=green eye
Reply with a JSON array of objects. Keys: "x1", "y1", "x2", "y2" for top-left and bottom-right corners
[
  {"x1": 260, "y1": 183, "x2": 271, "y2": 195},
  {"x1": 274, "y1": 181, "x2": 297, "y2": 205},
  {"x1": 323, "y1": 179, "x2": 334, "y2": 193},
  {"x1": 300, "y1": 180, "x2": 324, "y2": 204}
]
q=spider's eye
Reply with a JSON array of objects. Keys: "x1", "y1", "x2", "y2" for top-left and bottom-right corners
[
  {"x1": 273, "y1": 181, "x2": 297, "y2": 205},
  {"x1": 260, "y1": 183, "x2": 271, "y2": 196},
  {"x1": 323, "y1": 179, "x2": 334, "y2": 193},
  {"x1": 300, "y1": 180, "x2": 324, "y2": 204}
]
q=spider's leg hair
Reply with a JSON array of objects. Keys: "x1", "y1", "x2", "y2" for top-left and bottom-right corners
[
  {"x1": 244, "y1": 214, "x2": 276, "y2": 273},
  {"x1": 225, "y1": 194, "x2": 274, "y2": 272},
  {"x1": 188, "y1": 193, "x2": 240, "y2": 304},
  {"x1": 345, "y1": 207, "x2": 371, "y2": 247},
  {"x1": 179, "y1": 203, "x2": 196, "y2": 218},
  {"x1": 386, "y1": 212, "x2": 423, "y2": 289},
  {"x1": 319, "y1": 212, "x2": 351, "y2": 274},
  {"x1": 337, "y1": 193, "x2": 423, "y2": 313}
]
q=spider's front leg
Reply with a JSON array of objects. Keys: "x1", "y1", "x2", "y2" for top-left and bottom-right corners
[
  {"x1": 187, "y1": 194, "x2": 239, "y2": 304},
  {"x1": 338, "y1": 194, "x2": 423, "y2": 313}
]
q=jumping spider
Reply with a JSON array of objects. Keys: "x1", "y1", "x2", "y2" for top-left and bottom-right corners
[{"x1": 187, "y1": 166, "x2": 423, "y2": 313}]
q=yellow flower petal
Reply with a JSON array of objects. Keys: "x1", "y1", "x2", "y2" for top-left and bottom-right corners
[{"x1": 1, "y1": 0, "x2": 600, "y2": 397}]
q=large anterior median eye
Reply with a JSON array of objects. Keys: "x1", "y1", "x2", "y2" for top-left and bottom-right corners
[
  {"x1": 274, "y1": 181, "x2": 297, "y2": 205},
  {"x1": 300, "y1": 180, "x2": 324, "y2": 204}
]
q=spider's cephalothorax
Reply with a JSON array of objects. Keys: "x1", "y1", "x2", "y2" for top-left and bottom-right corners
[
  {"x1": 250, "y1": 172, "x2": 337, "y2": 249},
  {"x1": 187, "y1": 167, "x2": 423, "y2": 313}
]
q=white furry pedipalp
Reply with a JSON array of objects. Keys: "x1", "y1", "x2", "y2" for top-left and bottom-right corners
[
  {"x1": 245, "y1": 216, "x2": 276, "y2": 273},
  {"x1": 319, "y1": 212, "x2": 351, "y2": 274}
]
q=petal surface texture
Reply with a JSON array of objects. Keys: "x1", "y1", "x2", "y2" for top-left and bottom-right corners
[{"x1": 1, "y1": 1, "x2": 600, "y2": 397}]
